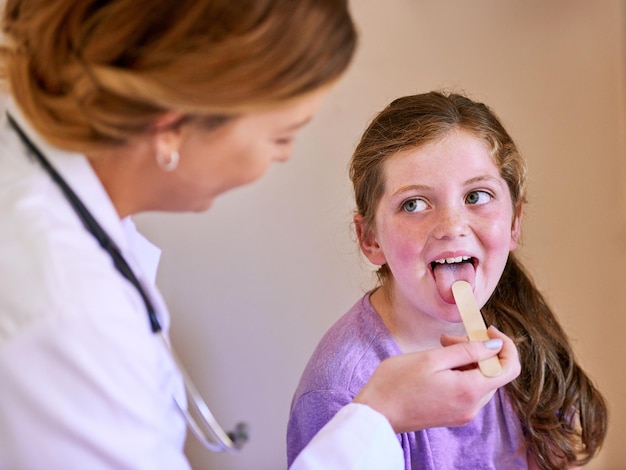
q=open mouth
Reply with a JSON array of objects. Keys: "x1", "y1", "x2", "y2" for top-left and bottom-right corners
[
  {"x1": 430, "y1": 256, "x2": 478, "y2": 304},
  {"x1": 430, "y1": 256, "x2": 477, "y2": 271}
]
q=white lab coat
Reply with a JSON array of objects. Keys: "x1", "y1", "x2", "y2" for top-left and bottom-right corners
[
  {"x1": 0, "y1": 99, "x2": 403, "y2": 469},
  {"x1": 0, "y1": 102, "x2": 189, "y2": 469}
]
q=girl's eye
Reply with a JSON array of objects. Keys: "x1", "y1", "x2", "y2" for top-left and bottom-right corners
[
  {"x1": 466, "y1": 190, "x2": 492, "y2": 205},
  {"x1": 402, "y1": 198, "x2": 428, "y2": 213}
]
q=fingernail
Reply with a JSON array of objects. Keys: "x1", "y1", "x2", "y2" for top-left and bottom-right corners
[{"x1": 483, "y1": 338, "x2": 503, "y2": 350}]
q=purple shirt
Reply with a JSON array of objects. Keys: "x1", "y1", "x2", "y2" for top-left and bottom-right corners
[{"x1": 287, "y1": 293, "x2": 528, "y2": 469}]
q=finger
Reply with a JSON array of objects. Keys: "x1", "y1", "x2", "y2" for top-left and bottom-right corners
[
  {"x1": 429, "y1": 339, "x2": 503, "y2": 373},
  {"x1": 486, "y1": 326, "x2": 521, "y2": 380},
  {"x1": 440, "y1": 334, "x2": 469, "y2": 347}
]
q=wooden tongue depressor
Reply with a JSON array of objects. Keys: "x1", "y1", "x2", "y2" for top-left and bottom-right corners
[{"x1": 451, "y1": 280, "x2": 502, "y2": 377}]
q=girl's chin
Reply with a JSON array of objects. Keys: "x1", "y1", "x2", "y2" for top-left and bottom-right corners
[
  {"x1": 433, "y1": 301, "x2": 464, "y2": 324},
  {"x1": 438, "y1": 312, "x2": 464, "y2": 324}
]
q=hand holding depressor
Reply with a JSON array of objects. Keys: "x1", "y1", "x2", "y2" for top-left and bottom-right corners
[{"x1": 353, "y1": 326, "x2": 520, "y2": 434}]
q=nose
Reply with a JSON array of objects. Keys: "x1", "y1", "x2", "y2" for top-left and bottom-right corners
[{"x1": 432, "y1": 205, "x2": 468, "y2": 240}]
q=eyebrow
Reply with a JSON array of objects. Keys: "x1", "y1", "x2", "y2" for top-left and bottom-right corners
[
  {"x1": 464, "y1": 175, "x2": 505, "y2": 186},
  {"x1": 391, "y1": 175, "x2": 505, "y2": 197},
  {"x1": 392, "y1": 184, "x2": 431, "y2": 197}
]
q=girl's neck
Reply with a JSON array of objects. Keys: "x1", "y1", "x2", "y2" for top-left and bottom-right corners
[{"x1": 370, "y1": 284, "x2": 466, "y2": 353}]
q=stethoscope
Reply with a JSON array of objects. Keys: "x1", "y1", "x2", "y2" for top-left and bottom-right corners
[{"x1": 7, "y1": 113, "x2": 248, "y2": 453}]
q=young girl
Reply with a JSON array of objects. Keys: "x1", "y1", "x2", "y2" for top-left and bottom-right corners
[{"x1": 287, "y1": 91, "x2": 608, "y2": 469}]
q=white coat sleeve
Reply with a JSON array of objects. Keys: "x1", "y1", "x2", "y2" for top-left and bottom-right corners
[{"x1": 290, "y1": 403, "x2": 404, "y2": 470}]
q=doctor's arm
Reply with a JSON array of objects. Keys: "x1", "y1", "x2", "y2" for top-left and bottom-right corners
[{"x1": 290, "y1": 327, "x2": 520, "y2": 470}]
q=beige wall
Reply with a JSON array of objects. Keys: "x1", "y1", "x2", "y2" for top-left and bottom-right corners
[{"x1": 136, "y1": 1, "x2": 625, "y2": 469}]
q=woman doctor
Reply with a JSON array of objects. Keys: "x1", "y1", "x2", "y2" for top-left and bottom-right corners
[{"x1": 0, "y1": 0, "x2": 520, "y2": 468}]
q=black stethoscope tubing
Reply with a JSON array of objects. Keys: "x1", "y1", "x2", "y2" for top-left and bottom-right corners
[{"x1": 7, "y1": 113, "x2": 162, "y2": 333}]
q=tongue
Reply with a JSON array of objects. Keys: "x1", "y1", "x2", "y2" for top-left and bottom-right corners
[{"x1": 433, "y1": 262, "x2": 475, "y2": 304}]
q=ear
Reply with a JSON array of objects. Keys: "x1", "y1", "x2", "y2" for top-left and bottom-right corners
[
  {"x1": 153, "y1": 111, "x2": 186, "y2": 155},
  {"x1": 509, "y1": 203, "x2": 523, "y2": 250},
  {"x1": 354, "y1": 214, "x2": 387, "y2": 265}
]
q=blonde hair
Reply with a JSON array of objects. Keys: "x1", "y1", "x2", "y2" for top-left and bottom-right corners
[
  {"x1": 1, "y1": 0, "x2": 356, "y2": 153},
  {"x1": 350, "y1": 91, "x2": 607, "y2": 469}
]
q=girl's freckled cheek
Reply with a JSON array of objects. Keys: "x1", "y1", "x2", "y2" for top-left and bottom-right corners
[{"x1": 396, "y1": 239, "x2": 420, "y2": 265}]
